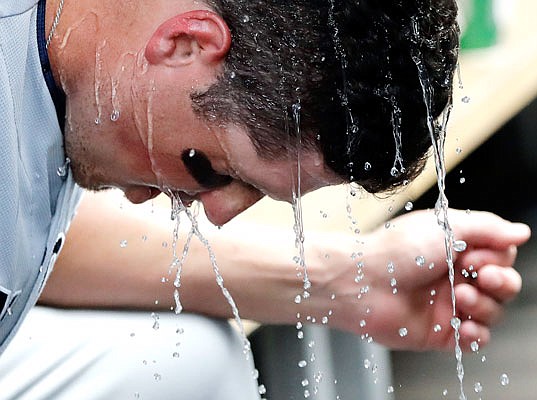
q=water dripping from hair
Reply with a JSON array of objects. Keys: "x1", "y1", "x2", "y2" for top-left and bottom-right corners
[
  {"x1": 94, "y1": 39, "x2": 107, "y2": 125},
  {"x1": 411, "y1": 16, "x2": 466, "y2": 400},
  {"x1": 385, "y1": 48, "x2": 405, "y2": 177},
  {"x1": 327, "y1": 0, "x2": 358, "y2": 181},
  {"x1": 139, "y1": 76, "x2": 167, "y2": 189},
  {"x1": 289, "y1": 102, "x2": 312, "y2": 300}
]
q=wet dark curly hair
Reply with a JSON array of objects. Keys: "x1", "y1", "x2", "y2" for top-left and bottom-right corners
[{"x1": 192, "y1": 0, "x2": 460, "y2": 193}]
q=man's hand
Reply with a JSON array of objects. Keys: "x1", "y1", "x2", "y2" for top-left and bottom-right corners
[{"x1": 300, "y1": 209, "x2": 530, "y2": 352}]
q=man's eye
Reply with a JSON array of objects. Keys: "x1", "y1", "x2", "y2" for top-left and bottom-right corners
[{"x1": 181, "y1": 149, "x2": 232, "y2": 189}]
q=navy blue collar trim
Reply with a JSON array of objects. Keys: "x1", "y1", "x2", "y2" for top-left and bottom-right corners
[{"x1": 37, "y1": 0, "x2": 66, "y2": 132}]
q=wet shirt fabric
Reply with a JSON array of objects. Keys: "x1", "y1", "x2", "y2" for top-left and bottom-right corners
[{"x1": 0, "y1": 1, "x2": 83, "y2": 354}]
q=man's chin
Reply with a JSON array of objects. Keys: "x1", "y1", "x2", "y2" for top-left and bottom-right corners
[{"x1": 69, "y1": 164, "x2": 111, "y2": 192}]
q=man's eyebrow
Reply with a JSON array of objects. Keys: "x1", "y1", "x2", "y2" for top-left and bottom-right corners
[{"x1": 181, "y1": 149, "x2": 233, "y2": 189}]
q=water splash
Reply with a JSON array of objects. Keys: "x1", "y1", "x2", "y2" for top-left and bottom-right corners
[
  {"x1": 411, "y1": 15, "x2": 466, "y2": 400},
  {"x1": 166, "y1": 192, "x2": 253, "y2": 361},
  {"x1": 167, "y1": 193, "x2": 196, "y2": 315}
]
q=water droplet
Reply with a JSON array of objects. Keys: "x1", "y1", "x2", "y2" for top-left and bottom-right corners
[
  {"x1": 415, "y1": 256, "x2": 425, "y2": 267},
  {"x1": 387, "y1": 385, "x2": 394, "y2": 394},
  {"x1": 471, "y1": 341, "x2": 479, "y2": 352},
  {"x1": 360, "y1": 320, "x2": 367, "y2": 328},
  {"x1": 120, "y1": 240, "x2": 128, "y2": 248},
  {"x1": 451, "y1": 317, "x2": 461, "y2": 330},
  {"x1": 172, "y1": 352, "x2": 180, "y2": 358},
  {"x1": 302, "y1": 379, "x2": 309, "y2": 387},
  {"x1": 500, "y1": 373, "x2": 510, "y2": 386},
  {"x1": 433, "y1": 324, "x2": 442, "y2": 333},
  {"x1": 390, "y1": 278, "x2": 397, "y2": 287},
  {"x1": 364, "y1": 358, "x2": 371, "y2": 369},
  {"x1": 474, "y1": 382, "x2": 483, "y2": 393},
  {"x1": 188, "y1": 149, "x2": 196, "y2": 157},
  {"x1": 387, "y1": 262, "x2": 395, "y2": 273},
  {"x1": 258, "y1": 385, "x2": 267, "y2": 395},
  {"x1": 453, "y1": 240, "x2": 467, "y2": 252},
  {"x1": 153, "y1": 373, "x2": 161, "y2": 381},
  {"x1": 56, "y1": 158, "x2": 71, "y2": 177},
  {"x1": 442, "y1": 389, "x2": 448, "y2": 396},
  {"x1": 399, "y1": 327, "x2": 408, "y2": 337},
  {"x1": 242, "y1": 15, "x2": 250, "y2": 23},
  {"x1": 456, "y1": 147, "x2": 463, "y2": 154},
  {"x1": 294, "y1": 295, "x2": 302, "y2": 304},
  {"x1": 405, "y1": 201, "x2": 414, "y2": 211},
  {"x1": 364, "y1": 162, "x2": 372, "y2": 171},
  {"x1": 94, "y1": 117, "x2": 101, "y2": 125},
  {"x1": 298, "y1": 360, "x2": 307, "y2": 368},
  {"x1": 110, "y1": 109, "x2": 120, "y2": 121},
  {"x1": 461, "y1": 96, "x2": 471, "y2": 103}
]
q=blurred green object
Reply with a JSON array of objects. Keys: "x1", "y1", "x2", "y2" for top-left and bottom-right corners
[{"x1": 460, "y1": 0, "x2": 498, "y2": 49}]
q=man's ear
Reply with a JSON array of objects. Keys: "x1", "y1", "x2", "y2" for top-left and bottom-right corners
[{"x1": 145, "y1": 10, "x2": 231, "y2": 66}]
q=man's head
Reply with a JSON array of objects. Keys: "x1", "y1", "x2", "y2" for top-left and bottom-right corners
[
  {"x1": 49, "y1": 0, "x2": 458, "y2": 225},
  {"x1": 195, "y1": 0, "x2": 459, "y2": 192}
]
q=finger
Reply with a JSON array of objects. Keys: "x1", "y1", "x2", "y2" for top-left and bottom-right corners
[
  {"x1": 455, "y1": 283, "x2": 504, "y2": 325},
  {"x1": 475, "y1": 265, "x2": 522, "y2": 303},
  {"x1": 456, "y1": 245, "x2": 518, "y2": 271},
  {"x1": 457, "y1": 320, "x2": 491, "y2": 351},
  {"x1": 450, "y1": 210, "x2": 531, "y2": 250}
]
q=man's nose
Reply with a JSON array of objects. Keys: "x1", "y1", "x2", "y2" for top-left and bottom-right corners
[{"x1": 198, "y1": 181, "x2": 264, "y2": 226}]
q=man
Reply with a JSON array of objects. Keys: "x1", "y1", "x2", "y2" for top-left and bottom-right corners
[{"x1": 0, "y1": 0, "x2": 530, "y2": 398}]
